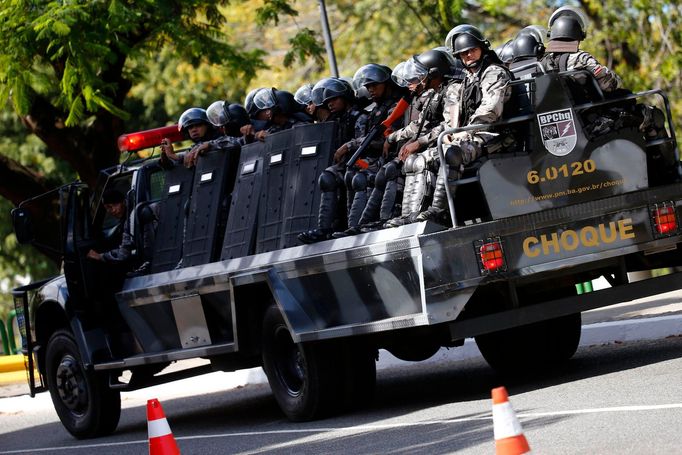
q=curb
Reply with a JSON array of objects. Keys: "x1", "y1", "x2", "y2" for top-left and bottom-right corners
[{"x1": 0, "y1": 355, "x2": 24, "y2": 374}]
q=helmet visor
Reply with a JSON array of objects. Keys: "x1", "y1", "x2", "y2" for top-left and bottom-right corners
[
  {"x1": 400, "y1": 57, "x2": 429, "y2": 86},
  {"x1": 294, "y1": 84, "x2": 313, "y2": 105},
  {"x1": 352, "y1": 65, "x2": 390, "y2": 90},
  {"x1": 206, "y1": 100, "x2": 228, "y2": 127},
  {"x1": 253, "y1": 89, "x2": 277, "y2": 111}
]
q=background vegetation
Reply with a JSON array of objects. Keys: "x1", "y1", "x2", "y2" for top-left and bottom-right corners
[{"x1": 0, "y1": 0, "x2": 680, "y2": 319}]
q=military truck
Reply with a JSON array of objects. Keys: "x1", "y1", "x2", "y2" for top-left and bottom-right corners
[{"x1": 11, "y1": 70, "x2": 682, "y2": 439}]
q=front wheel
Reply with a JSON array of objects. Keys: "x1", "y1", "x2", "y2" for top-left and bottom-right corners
[
  {"x1": 45, "y1": 330, "x2": 121, "y2": 438},
  {"x1": 262, "y1": 305, "x2": 348, "y2": 421}
]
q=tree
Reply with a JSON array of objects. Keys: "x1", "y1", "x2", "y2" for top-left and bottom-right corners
[{"x1": 0, "y1": 0, "x2": 268, "y2": 199}]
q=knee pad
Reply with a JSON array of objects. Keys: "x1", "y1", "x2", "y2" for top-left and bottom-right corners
[
  {"x1": 344, "y1": 169, "x2": 356, "y2": 189},
  {"x1": 445, "y1": 145, "x2": 463, "y2": 168},
  {"x1": 404, "y1": 154, "x2": 426, "y2": 174},
  {"x1": 374, "y1": 168, "x2": 387, "y2": 190},
  {"x1": 384, "y1": 160, "x2": 401, "y2": 180},
  {"x1": 351, "y1": 172, "x2": 368, "y2": 192},
  {"x1": 319, "y1": 171, "x2": 339, "y2": 192}
]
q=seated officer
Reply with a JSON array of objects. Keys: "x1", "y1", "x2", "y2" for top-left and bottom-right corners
[
  {"x1": 540, "y1": 6, "x2": 621, "y2": 94},
  {"x1": 160, "y1": 107, "x2": 221, "y2": 168},
  {"x1": 389, "y1": 24, "x2": 511, "y2": 226}
]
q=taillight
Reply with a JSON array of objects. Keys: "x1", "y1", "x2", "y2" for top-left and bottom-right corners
[
  {"x1": 477, "y1": 238, "x2": 506, "y2": 273},
  {"x1": 117, "y1": 125, "x2": 184, "y2": 153},
  {"x1": 651, "y1": 203, "x2": 678, "y2": 236}
]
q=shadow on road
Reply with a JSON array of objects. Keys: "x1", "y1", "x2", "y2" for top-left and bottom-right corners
[{"x1": 1, "y1": 336, "x2": 680, "y2": 454}]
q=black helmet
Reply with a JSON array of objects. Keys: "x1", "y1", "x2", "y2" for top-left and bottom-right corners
[
  {"x1": 495, "y1": 39, "x2": 514, "y2": 65},
  {"x1": 415, "y1": 49, "x2": 454, "y2": 79},
  {"x1": 253, "y1": 88, "x2": 300, "y2": 116},
  {"x1": 453, "y1": 31, "x2": 489, "y2": 55},
  {"x1": 177, "y1": 107, "x2": 209, "y2": 132},
  {"x1": 548, "y1": 6, "x2": 588, "y2": 41},
  {"x1": 206, "y1": 100, "x2": 250, "y2": 128},
  {"x1": 511, "y1": 33, "x2": 545, "y2": 61},
  {"x1": 294, "y1": 83, "x2": 314, "y2": 107},
  {"x1": 433, "y1": 46, "x2": 466, "y2": 81},
  {"x1": 244, "y1": 87, "x2": 267, "y2": 117},
  {"x1": 518, "y1": 25, "x2": 547, "y2": 45},
  {"x1": 549, "y1": 15, "x2": 585, "y2": 41},
  {"x1": 445, "y1": 24, "x2": 489, "y2": 54},
  {"x1": 273, "y1": 90, "x2": 299, "y2": 116},
  {"x1": 352, "y1": 63, "x2": 392, "y2": 90},
  {"x1": 311, "y1": 77, "x2": 353, "y2": 106}
]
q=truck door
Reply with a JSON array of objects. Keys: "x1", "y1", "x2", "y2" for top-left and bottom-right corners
[{"x1": 62, "y1": 183, "x2": 101, "y2": 312}]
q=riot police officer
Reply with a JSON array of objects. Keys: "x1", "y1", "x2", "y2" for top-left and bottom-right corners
[
  {"x1": 390, "y1": 24, "x2": 511, "y2": 225},
  {"x1": 339, "y1": 64, "x2": 405, "y2": 232},
  {"x1": 540, "y1": 6, "x2": 621, "y2": 93},
  {"x1": 160, "y1": 107, "x2": 221, "y2": 168},
  {"x1": 510, "y1": 25, "x2": 546, "y2": 76},
  {"x1": 297, "y1": 77, "x2": 368, "y2": 244},
  {"x1": 249, "y1": 88, "x2": 311, "y2": 142},
  {"x1": 345, "y1": 49, "x2": 460, "y2": 234}
]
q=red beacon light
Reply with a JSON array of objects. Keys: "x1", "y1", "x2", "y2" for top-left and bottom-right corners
[{"x1": 117, "y1": 124, "x2": 185, "y2": 153}]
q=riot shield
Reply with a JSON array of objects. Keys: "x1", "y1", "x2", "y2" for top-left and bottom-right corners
[
  {"x1": 220, "y1": 141, "x2": 265, "y2": 260},
  {"x1": 182, "y1": 144, "x2": 241, "y2": 267},
  {"x1": 150, "y1": 162, "x2": 194, "y2": 273},
  {"x1": 280, "y1": 122, "x2": 336, "y2": 249},
  {"x1": 256, "y1": 129, "x2": 296, "y2": 253}
]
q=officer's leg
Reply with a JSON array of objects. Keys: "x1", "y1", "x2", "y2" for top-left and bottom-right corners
[
  {"x1": 358, "y1": 165, "x2": 388, "y2": 227},
  {"x1": 404, "y1": 153, "x2": 430, "y2": 215},
  {"x1": 344, "y1": 168, "x2": 355, "y2": 217},
  {"x1": 298, "y1": 168, "x2": 341, "y2": 243},
  {"x1": 347, "y1": 171, "x2": 369, "y2": 228},
  {"x1": 417, "y1": 140, "x2": 483, "y2": 223},
  {"x1": 383, "y1": 153, "x2": 422, "y2": 227},
  {"x1": 378, "y1": 159, "x2": 403, "y2": 222}
]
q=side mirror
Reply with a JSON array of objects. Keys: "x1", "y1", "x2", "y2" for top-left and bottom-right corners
[{"x1": 11, "y1": 207, "x2": 33, "y2": 244}]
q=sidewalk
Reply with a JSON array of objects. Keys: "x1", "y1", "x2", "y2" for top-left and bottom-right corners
[{"x1": 2, "y1": 287, "x2": 681, "y2": 399}]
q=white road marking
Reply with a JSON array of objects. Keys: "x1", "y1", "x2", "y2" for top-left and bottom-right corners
[{"x1": 1, "y1": 403, "x2": 680, "y2": 454}]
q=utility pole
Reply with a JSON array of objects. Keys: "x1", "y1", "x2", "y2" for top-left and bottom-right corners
[{"x1": 318, "y1": 0, "x2": 339, "y2": 77}]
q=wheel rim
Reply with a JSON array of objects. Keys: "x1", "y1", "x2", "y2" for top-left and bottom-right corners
[
  {"x1": 272, "y1": 325, "x2": 305, "y2": 396},
  {"x1": 55, "y1": 354, "x2": 88, "y2": 415}
]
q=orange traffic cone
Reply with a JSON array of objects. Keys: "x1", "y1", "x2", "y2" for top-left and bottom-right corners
[
  {"x1": 147, "y1": 398, "x2": 180, "y2": 455},
  {"x1": 492, "y1": 386, "x2": 531, "y2": 455}
]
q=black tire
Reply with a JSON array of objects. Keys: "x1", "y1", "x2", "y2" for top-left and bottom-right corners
[
  {"x1": 340, "y1": 340, "x2": 377, "y2": 411},
  {"x1": 475, "y1": 312, "x2": 582, "y2": 374},
  {"x1": 261, "y1": 305, "x2": 344, "y2": 421},
  {"x1": 45, "y1": 330, "x2": 121, "y2": 438}
]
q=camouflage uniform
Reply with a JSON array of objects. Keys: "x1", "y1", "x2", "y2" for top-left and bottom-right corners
[
  {"x1": 541, "y1": 49, "x2": 621, "y2": 93},
  {"x1": 412, "y1": 59, "x2": 510, "y2": 223},
  {"x1": 343, "y1": 92, "x2": 404, "y2": 229},
  {"x1": 358, "y1": 85, "x2": 448, "y2": 228}
]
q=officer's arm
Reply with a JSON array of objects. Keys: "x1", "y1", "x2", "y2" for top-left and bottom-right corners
[
  {"x1": 468, "y1": 67, "x2": 510, "y2": 126},
  {"x1": 574, "y1": 51, "x2": 621, "y2": 92}
]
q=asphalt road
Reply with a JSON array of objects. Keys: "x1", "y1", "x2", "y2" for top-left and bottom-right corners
[
  {"x1": 0, "y1": 288, "x2": 681, "y2": 454},
  {"x1": 0, "y1": 336, "x2": 681, "y2": 454}
]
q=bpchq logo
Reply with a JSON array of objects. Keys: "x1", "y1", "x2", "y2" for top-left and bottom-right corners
[
  {"x1": 523, "y1": 219, "x2": 635, "y2": 258},
  {"x1": 538, "y1": 108, "x2": 577, "y2": 156}
]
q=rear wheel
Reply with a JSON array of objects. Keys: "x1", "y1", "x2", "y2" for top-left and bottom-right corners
[
  {"x1": 475, "y1": 312, "x2": 582, "y2": 374},
  {"x1": 45, "y1": 330, "x2": 121, "y2": 438}
]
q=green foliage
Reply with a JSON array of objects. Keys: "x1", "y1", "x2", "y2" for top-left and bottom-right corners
[{"x1": 284, "y1": 29, "x2": 326, "y2": 67}]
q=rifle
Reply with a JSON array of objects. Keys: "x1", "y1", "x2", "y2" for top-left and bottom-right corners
[{"x1": 346, "y1": 96, "x2": 412, "y2": 168}]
